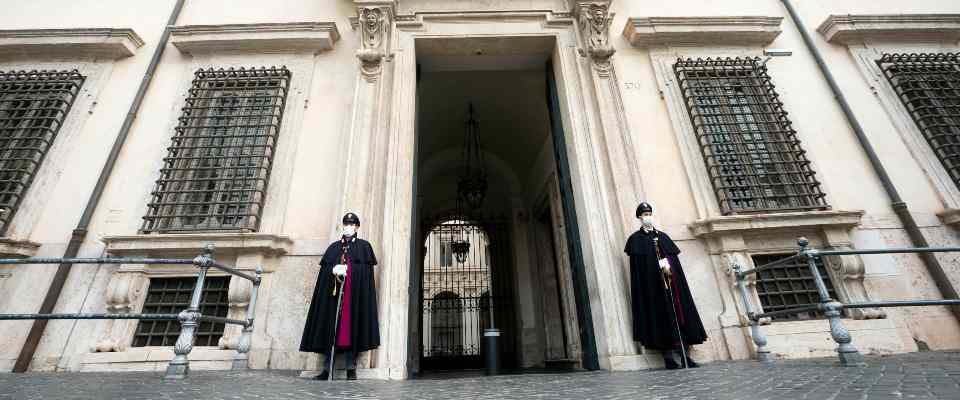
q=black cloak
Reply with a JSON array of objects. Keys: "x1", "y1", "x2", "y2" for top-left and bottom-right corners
[
  {"x1": 300, "y1": 237, "x2": 380, "y2": 354},
  {"x1": 624, "y1": 229, "x2": 707, "y2": 350}
]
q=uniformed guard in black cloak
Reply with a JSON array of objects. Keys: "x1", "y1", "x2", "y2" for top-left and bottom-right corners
[
  {"x1": 624, "y1": 202, "x2": 707, "y2": 369},
  {"x1": 300, "y1": 212, "x2": 380, "y2": 380}
]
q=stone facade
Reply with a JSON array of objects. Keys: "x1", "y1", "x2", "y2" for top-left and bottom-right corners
[{"x1": 0, "y1": 0, "x2": 959, "y2": 380}]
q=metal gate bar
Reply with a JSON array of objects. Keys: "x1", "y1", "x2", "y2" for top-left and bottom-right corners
[{"x1": 420, "y1": 218, "x2": 514, "y2": 370}]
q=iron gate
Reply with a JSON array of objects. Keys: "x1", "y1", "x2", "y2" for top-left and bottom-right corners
[{"x1": 420, "y1": 218, "x2": 515, "y2": 370}]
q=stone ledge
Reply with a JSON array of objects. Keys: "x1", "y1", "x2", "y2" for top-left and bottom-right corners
[
  {"x1": 689, "y1": 210, "x2": 864, "y2": 238},
  {"x1": 0, "y1": 237, "x2": 41, "y2": 258},
  {"x1": 817, "y1": 14, "x2": 960, "y2": 44},
  {"x1": 170, "y1": 22, "x2": 340, "y2": 55},
  {"x1": 607, "y1": 353, "x2": 664, "y2": 371},
  {"x1": 938, "y1": 208, "x2": 960, "y2": 228},
  {"x1": 0, "y1": 28, "x2": 144, "y2": 59},
  {"x1": 622, "y1": 16, "x2": 783, "y2": 47},
  {"x1": 101, "y1": 233, "x2": 293, "y2": 258},
  {"x1": 79, "y1": 347, "x2": 235, "y2": 372},
  {"x1": 762, "y1": 317, "x2": 913, "y2": 359}
]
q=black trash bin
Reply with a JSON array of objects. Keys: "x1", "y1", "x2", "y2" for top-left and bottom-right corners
[{"x1": 483, "y1": 328, "x2": 500, "y2": 375}]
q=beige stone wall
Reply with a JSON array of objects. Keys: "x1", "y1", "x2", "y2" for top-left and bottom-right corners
[{"x1": 0, "y1": 0, "x2": 958, "y2": 378}]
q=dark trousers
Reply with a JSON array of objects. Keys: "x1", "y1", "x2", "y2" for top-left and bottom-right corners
[{"x1": 322, "y1": 350, "x2": 356, "y2": 371}]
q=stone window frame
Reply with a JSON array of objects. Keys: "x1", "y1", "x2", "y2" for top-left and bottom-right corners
[
  {"x1": 816, "y1": 14, "x2": 960, "y2": 226},
  {"x1": 85, "y1": 233, "x2": 291, "y2": 373},
  {"x1": 0, "y1": 29, "x2": 144, "y2": 291},
  {"x1": 131, "y1": 274, "x2": 232, "y2": 348},
  {"x1": 851, "y1": 46, "x2": 960, "y2": 213},
  {"x1": 650, "y1": 46, "x2": 836, "y2": 219},
  {"x1": 689, "y1": 211, "x2": 887, "y2": 333},
  {"x1": 136, "y1": 55, "x2": 320, "y2": 238},
  {"x1": 0, "y1": 69, "x2": 86, "y2": 234},
  {"x1": 0, "y1": 60, "x2": 104, "y2": 242},
  {"x1": 749, "y1": 251, "x2": 837, "y2": 321},
  {"x1": 139, "y1": 66, "x2": 293, "y2": 234},
  {"x1": 84, "y1": 22, "x2": 336, "y2": 370},
  {"x1": 623, "y1": 17, "x2": 888, "y2": 361},
  {"x1": 671, "y1": 57, "x2": 830, "y2": 215},
  {"x1": 876, "y1": 53, "x2": 960, "y2": 196}
]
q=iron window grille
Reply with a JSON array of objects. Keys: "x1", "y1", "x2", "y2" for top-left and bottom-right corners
[
  {"x1": 141, "y1": 67, "x2": 291, "y2": 233},
  {"x1": 878, "y1": 53, "x2": 960, "y2": 190},
  {"x1": 751, "y1": 253, "x2": 837, "y2": 321},
  {"x1": 0, "y1": 70, "x2": 84, "y2": 234},
  {"x1": 132, "y1": 276, "x2": 231, "y2": 347},
  {"x1": 674, "y1": 57, "x2": 828, "y2": 215}
]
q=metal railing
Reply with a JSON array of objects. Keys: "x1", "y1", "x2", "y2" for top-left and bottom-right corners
[
  {"x1": 733, "y1": 237, "x2": 960, "y2": 366},
  {"x1": 0, "y1": 244, "x2": 262, "y2": 379}
]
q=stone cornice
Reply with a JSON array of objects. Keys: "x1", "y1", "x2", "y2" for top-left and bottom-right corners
[
  {"x1": 689, "y1": 210, "x2": 864, "y2": 238},
  {"x1": 937, "y1": 208, "x2": 960, "y2": 228},
  {"x1": 0, "y1": 28, "x2": 143, "y2": 60},
  {"x1": 818, "y1": 14, "x2": 960, "y2": 44},
  {"x1": 102, "y1": 233, "x2": 293, "y2": 257},
  {"x1": 0, "y1": 237, "x2": 41, "y2": 258},
  {"x1": 622, "y1": 16, "x2": 783, "y2": 47},
  {"x1": 170, "y1": 22, "x2": 340, "y2": 55}
]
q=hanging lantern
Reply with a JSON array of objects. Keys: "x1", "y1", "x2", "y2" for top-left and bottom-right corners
[
  {"x1": 450, "y1": 194, "x2": 471, "y2": 264},
  {"x1": 458, "y1": 103, "x2": 487, "y2": 210}
]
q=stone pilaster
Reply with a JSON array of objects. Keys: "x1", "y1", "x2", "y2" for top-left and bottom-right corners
[{"x1": 343, "y1": 0, "x2": 403, "y2": 377}]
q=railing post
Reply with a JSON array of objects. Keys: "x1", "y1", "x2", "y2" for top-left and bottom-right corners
[
  {"x1": 165, "y1": 244, "x2": 214, "y2": 379},
  {"x1": 733, "y1": 262, "x2": 772, "y2": 362},
  {"x1": 799, "y1": 238, "x2": 864, "y2": 366},
  {"x1": 232, "y1": 265, "x2": 262, "y2": 370}
]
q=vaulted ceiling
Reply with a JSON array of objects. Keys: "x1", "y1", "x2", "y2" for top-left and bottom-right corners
[{"x1": 416, "y1": 37, "x2": 555, "y2": 213}]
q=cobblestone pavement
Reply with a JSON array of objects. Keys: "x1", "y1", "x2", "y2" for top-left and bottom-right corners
[{"x1": 2, "y1": 352, "x2": 960, "y2": 400}]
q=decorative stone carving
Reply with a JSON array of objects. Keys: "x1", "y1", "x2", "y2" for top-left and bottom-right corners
[
  {"x1": 691, "y1": 210, "x2": 885, "y2": 327},
  {"x1": 575, "y1": 1, "x2": 615, "y2": 75},
  {"x1": 822, "y1": 228, "x2": 886, "y2": 320},
  {"x1": 218, "y1": 278, "x2": 252, "y2": 350},
  {"x1": 0, "y1": 238, "x2": 40, "y2": 258},
  {"x1": 356, "y1": 7, "x2": 390, "y2": 80},
  {"x1": 938, "y1": 208, "x2": 960, "y2": 228},
  {"x1": 94, "y1": 271, "x2": 148, "y2": 352}
]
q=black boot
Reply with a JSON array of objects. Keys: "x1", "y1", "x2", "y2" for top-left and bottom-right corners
[
  {"x1": 683, "y1": 356, "x2": 700, "y2": 368},
  {"x1": 663, "y1": 352, "x2": 680, "y2": 370},
  {"x1": 346, "y1": 369, "x2": 357, "y2": 380},
  {"x1": 313, "y1": 370, "x2": 330, "y2": 380}
]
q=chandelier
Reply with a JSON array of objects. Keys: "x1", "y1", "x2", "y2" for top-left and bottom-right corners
[
  {"x1": 450, "y1": 103, "x2": 487, "y2": 264},
  {"x1": 457, "y1": 103, "x2": 487, "y2": 210}
]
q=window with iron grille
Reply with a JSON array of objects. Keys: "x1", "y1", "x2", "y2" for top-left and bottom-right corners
[
  {"x1": 132, "y1": 276, "x2": 230, "y2": 347},
  {"x1": 141, "y1": 67, "x2": 291, "y2": 233},
  {"x1": 878, "y1": 53, "x2": 960, "y2": 190},
  {"x1": 751, "y1": 253, "x2": 837, "y2": 321},
  {"x1": 0, "y1": 70, "x2": 84, "y2": 234},
  {"x1": 674, "y1": 57, "x2": 828, "y2": 215}
]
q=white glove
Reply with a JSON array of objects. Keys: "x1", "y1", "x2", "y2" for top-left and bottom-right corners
[
  {"x1": 658, "y1": 258, "x2": 671, "y2": 274},
  {"x1": 332, "y1": 264, "x2": 347, "y2": 277}
]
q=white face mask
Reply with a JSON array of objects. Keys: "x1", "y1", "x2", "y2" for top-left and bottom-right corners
[
  {"x1": 640, "y1": 216, "x2": 655, "y2": 228},
  {"x1": 342, "y1": 225, "x2": 357, "y2": 237}
]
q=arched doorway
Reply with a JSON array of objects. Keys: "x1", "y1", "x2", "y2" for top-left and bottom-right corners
[
  {"x1": 429, "y1": 291, "x2": 462, "y2": 357},
  {"x1": 406, "y1": 35, "x2": 596, "y2": 376},
  {"x1": 419, "y1": 218, "x2": 516, "y2": 371}
]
